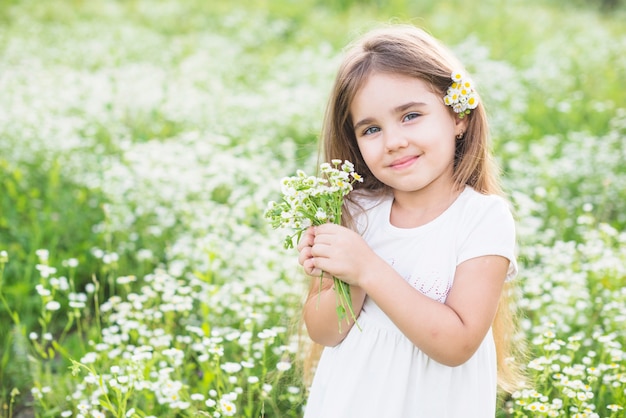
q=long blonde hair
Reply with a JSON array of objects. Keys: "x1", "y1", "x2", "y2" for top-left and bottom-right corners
[{"x1": 302, "y1": 24, "x2": 525, "y2": 393}]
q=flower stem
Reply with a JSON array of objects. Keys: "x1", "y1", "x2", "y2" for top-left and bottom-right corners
[{"x1": 333, "y1": 277, "x2": 361, "y2": 332}]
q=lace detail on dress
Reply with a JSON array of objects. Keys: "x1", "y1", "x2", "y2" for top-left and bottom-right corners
[
  {"x1": 407, "y1": 272, "x2": 452, "y2": 303},
  {"x1": 388, "y1": 258, "x2": 452, "y2": 303}
]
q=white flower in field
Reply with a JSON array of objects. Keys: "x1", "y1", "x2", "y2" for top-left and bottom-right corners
[
  {"x1": 527, "y1": 358, "x2": 545, "y2": 371},
  {"x1": 276, "y1": 361, "x2": 291, "y2": 372},
  {"x1": 84, "y1": 373, "x2": 98, "y2": 385},
  {"x1": 116, "y1": 275, "x2": 136, "y2": 284},
  {"x1": 162, "y1": 348, "x2": 184, "y2": 365},
  {"x1": 45, "y1": 301, "x2": 61, "y2": 311},
  {"x1": 69, "y1": 292, "x2": 87, "y2": 309},
  {"x1": 58, "y1": 275, "x2": 69, "y2": 290},
  {"x1": 185, "y1": 326, "x2": 205, "y2": 337},
  {"x1": 107, "y1": 348, "x2": 122, "y2": 361},
  {"x1": 136, "y1": 249, "x2": 153, "y2": 261},
  {"x1": 176, "y1": 335, "x2": 193, "y2": 344},
  {"x1": 257, "y1": 329, "x2": 277, "y2": 340},
  {"x1": 49, "y1": 276, "x2": 65, "y2": 290},
  {"x1": 36, "y1": 264, "x2": 56, "y2": 278},
  {"x1": 102, "y1": 252, "x2": 119, "y2": 264},
  {"x1": 205, "y1": 398, "x2": 216, "y2": 408},
  {"x1": 0, "y1": 250, "x2": 8, "y2": 263},
  {"x1": 77, "y1": 402, "x2": 89, "y2": 413},
  {"x1": 91, "y1": 248, "x2": 104, "y2": 259},
  {"x1": 64, "y1": 258, "x2": 79, "y2": 268},
  {"x1": 219, "y1": 399, "x2": 237, "y2": 416},
  {"x1": 80, "y1": 352, "x2": 98, "y2": 364},
  {"x1": 31, "y1": 387, "x2": 42, "y2": 399},
  {"x1": 544, "y1": 342, "x2": 560, "y2": 351},
  {"x1": 248, "y1": 376, "x2": 259, "y2": 384},
  {"x1": 208, "y1": 345, "x2": 224, "y2": 357},
  {"x1": 223, "y1": 392, "x2": 237, "y2": 401},
  {"x1": 190, "y1": 393, "x2": 204, "y2": 401},
  {"x1": 29, "y1": 332, "x2": 38, "y2": 340},
  {"x1": 61, "y1": 411, "x2": 72, "y2": 417},
  {"x1": 35, "y1": 284, "x2": 51, "y2": 297},
  {"x1": 559, "y1": 354, "x2": 572, "y2": 363},
  {"x1": 225, "y1": 330, "x2": 240, "y2": 341},
  {"x1": 173, "y1": 401, "x2": 190, "y2": 410},
  {"x1": 220, "y1": 362, "x2": 242, "y2": 373},
  {"x1": 238, "y1": 331, "x2": 252, "y2": 346},
  {"x1": 36, "y1": 249, "x2": 49, "y2": 262}
]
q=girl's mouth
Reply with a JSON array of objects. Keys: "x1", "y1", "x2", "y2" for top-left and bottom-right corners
[{"x1": 390, "y1": 155, "x2": 418, "y2": 169}]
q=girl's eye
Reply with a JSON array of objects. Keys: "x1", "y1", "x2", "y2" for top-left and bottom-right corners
[
  {"x1": 403, "y1": 112, "x2": 420, "y2": 122},
  {"x1": 362, "y1": 126, "x2": 381, "y2": 136}
]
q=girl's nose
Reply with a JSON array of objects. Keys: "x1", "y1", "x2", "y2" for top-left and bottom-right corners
[{"x1": 384, "y1": 127, "x2": 409, "y2": 152}]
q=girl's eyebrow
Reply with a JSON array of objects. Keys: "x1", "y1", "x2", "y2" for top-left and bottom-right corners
[
  {"x1": 353, "y1": 101, "x2": 427, "y2": 132},
  {"x1": 353, "y1": 117, "x2": 375, "y2": 132},
  {"x1": 395, "y1": 101, "x2": 427, "y2": 113}
]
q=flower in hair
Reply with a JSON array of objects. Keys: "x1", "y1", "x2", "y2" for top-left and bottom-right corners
[{"x1": 444, "y1": 71, "x2": 479, "y2": 118}]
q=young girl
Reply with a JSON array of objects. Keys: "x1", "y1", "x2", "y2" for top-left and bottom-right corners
[{"x1": 297, "y1": 24, "x2": 523, "y2": 417}]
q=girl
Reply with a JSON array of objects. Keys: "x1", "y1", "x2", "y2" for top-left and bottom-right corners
[{"x1": 297, "y1": 24, "x2": 524, "y2": 417}]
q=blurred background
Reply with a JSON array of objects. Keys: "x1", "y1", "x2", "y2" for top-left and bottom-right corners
[{"x1": 1, "y1": 0, "x2": 625, "y2": 416}]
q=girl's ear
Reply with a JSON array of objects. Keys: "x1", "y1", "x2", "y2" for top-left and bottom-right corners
[{"x1": 454, "y1": 114, "x2": 469, "y2": 137}]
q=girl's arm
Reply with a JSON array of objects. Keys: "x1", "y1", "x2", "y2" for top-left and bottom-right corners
[
  {"x1": 298, "y1": 228, "x2": 367, "y2": 346},
  {"x1": 308, "y1": 223, "x2": 509, "y2": 367},
  {"x1": 302, "y1": 277, "x2": 366, "y2": 346}
]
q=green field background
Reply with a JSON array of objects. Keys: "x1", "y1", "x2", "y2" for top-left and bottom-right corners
[{"x1": 1, "y1": 0, "x2": 625, "y2": 416}]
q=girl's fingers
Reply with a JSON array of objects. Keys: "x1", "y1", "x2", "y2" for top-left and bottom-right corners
[
  {"x1": 303, "y1": 259, "x2": 320, "y2": 277},
  {"x1": 297, "y1": 227, "x2": 315, "y2": 251},
  {"x1": 298, "y1": 246, "x2": 312, "y2": 266}
]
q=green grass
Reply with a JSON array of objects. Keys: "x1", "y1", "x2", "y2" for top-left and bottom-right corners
[{"x1": 1, "y1": 0, "x2": 625, "y2": 416}]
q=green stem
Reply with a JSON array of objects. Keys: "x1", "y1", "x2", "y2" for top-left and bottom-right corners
[
  {"x1": 333, "y1": 277, "x2": 361, "y2": 332},
  {"x1": 92, "y1": 275, "x2": 102, "y2": 337},
  {"x1": 0, "y1": 264, "x2": 20, "y2": 326},
  {"x1": 0, "y1": 292, "x2": 20, "y2": 325}
]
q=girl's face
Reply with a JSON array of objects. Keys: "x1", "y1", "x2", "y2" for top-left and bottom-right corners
[{"x1": 351, "y1": 72, "x2": 467, "y2": 197}]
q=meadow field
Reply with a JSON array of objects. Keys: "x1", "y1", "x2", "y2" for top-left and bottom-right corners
[{"x1": 1, "y1": 0, "x2": 625, "y2": 416}]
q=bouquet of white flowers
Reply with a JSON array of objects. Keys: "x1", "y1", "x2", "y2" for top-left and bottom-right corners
[{"x1": 265, "y1": 160, "x2": 363, "y2": 332}]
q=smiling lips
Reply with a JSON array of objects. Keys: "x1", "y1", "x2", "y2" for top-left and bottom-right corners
[{"x1": 389, "y1": 155, "x2": 419, "y2": 169}]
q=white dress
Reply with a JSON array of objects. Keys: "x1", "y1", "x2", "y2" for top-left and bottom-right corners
[{"x1": 303, "y1": 186, "x2": 518, "y2": 418}]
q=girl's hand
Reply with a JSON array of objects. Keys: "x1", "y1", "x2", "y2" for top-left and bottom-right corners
[
  {"x1": 297, "y1": 227, "x2": 322, "y2": 278},
  {"x1": 299, "y1": 224, "x2": 370, "y2": 345},
  {"x1": 307, "y1": 223, "x2": 374, "y2": 286}
]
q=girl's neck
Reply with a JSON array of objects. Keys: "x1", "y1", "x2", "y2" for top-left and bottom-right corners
[{"x1": 390, "y1": 184, "x2": 465, "y2": 229}]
